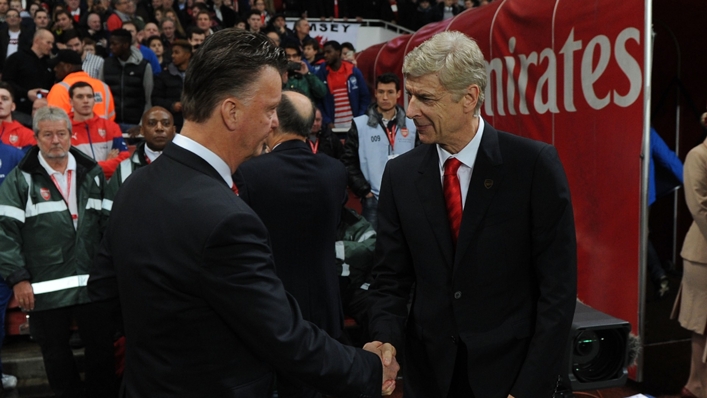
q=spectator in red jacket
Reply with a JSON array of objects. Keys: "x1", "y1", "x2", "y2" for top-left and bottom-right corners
[
  {"x1": 0, "y1": 82, "x2": 35, "y2": 152},
  {"x1": 68, "y1": 81, "x2": 129, "y2": 179}
]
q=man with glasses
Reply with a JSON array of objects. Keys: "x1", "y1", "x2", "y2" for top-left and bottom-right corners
[{"x1": 107, "y1": 0, "x2": 133, "y2": 31}]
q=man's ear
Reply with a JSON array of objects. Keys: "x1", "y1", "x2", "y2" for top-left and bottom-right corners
[
  {"x1": 220, "y1": 97, "x2": 239, "y2": 131},
  {"x1": 463, "y1": 84, "x2": 479, "y2": 114}
]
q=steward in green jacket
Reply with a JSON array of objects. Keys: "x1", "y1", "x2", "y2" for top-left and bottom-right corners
[{"x1": 0, "y1": 107, "x2": 117, "y2": 398}]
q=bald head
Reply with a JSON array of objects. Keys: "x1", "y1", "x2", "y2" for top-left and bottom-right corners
[
  {"x1": 32, "y1": 29, "x2": 55, "y2": 57},
  {"x1": 276, "y1": 90, "x2": 315, "y2": 138}
]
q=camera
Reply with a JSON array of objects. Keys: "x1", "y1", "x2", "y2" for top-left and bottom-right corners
[{"x1": 287, "y1": 61, "x2": 302, "y2": 74}]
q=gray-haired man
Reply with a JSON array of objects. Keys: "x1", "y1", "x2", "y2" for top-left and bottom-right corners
[{"x1": 0, "y1": 107, "x2": 117, "y2": 397}]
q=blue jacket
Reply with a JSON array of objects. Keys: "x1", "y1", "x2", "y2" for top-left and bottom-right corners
[
  {"x1": 139, "y1": 45, "x2": 161, "y2": 76},
  {"x1": 0, "y1": 143, "x2": 24, "y2": 186},
  {"x1": 649, "y1": 127, "x2": 683, "y2": 206},
  {"x1": 315, "y1": 62, "x2": 370, "y2": 126}
]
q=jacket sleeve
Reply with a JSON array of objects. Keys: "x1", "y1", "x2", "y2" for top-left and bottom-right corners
[
  {"x1": 143, "y1": 63, "x2": 154, "y2": 113},
  {"x1": 104, "y1": 83, "x2": 115, "y2": 120},
  {"x1": 366, "y1": 163, "x2": 415, "y2": 351},
  {"x1": 97, "y1": 123, "x2": 130, "y2": 180},
  {"x1": 341, "y1": 122, "x2": 371, "y2": 198},
  {"x1": 46, "y1": 84, "x2": 72, "y2": 115},
  {"x1": 331, "y1": 130, "x2": 345, "y2": 160},
  {"x1": 197, "y1": 209, "x2": 383, "y2": 398},
  {"x1": 651, "y1": 127, "x2": 684, "y2": 183},
  {"x1": 0, "y1": 168, "x2": 32, "y2": 286},
  {"x1": 510, "y1": 145, "x2": 577, "y2": 396},
  {"x1": 306, "y1": 72, "x2": 327, "y2": 100},
  {"x1": 354, "y1": 69, "x2": 371, "y2": 116},
  {"x1": 684, "y1": 147, "x2": 707, "y2": 239}
]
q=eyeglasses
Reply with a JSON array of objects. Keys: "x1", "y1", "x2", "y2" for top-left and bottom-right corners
[{"x1": 146, "y1": 119, "x2": 172, "y2": 127}]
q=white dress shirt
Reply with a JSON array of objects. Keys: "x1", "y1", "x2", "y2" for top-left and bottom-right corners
[
  {"x1": 39, "y1": 151, "x2": 79, "y2": 229},
  {"x1": 172, "y1": 134, "x2": 234, "y2": 187},
  {"x1": 436, "y1": 116, "x2": 485, "y2": 209}
]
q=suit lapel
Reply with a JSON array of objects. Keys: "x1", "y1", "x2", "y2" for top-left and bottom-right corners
[
  {"x1": 415, "y1": 145, "x2": 455, "y2": 269},
  {"x1": 454, "y1": 125, "x2": 504, "y2": 270}
]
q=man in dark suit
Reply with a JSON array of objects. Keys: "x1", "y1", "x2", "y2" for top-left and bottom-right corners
[
  {"x1": 367, "y1": 31, "x2": 577, "y2": 398},
  {"x1": 88, "y1": 29, "x2": 399, "y2": 397},
  {"x1": 234, "y1": 90, "x2": 348, "y2": 398}
]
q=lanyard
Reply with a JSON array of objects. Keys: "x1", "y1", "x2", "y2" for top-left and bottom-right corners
[
  {"x1": 385, "y1": 124, "x2": 397, "y2": 152},
  {"x1": 85, "y1": 122, "x2": 97, "y2": 160},
  {"x1": 50, "y1": 171, "x2": 78, "y2": 221},
  {"x1": 308, "y1": 139, "x2": 319, "y2": 154}
]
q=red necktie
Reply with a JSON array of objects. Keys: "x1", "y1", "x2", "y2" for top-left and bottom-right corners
[
  {"x1": 443, "y1": 157, "x2": 463, "y2": 244},
  {"x1": 231, "y1": 184, "x2": 239, "y2": 196}
]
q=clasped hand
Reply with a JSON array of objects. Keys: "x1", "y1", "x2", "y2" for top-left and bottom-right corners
[{"x1": 363, "y1": 341, "x2": 399, "y2": 396}]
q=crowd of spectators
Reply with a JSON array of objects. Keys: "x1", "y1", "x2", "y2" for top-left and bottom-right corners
[{"x1": 0, "y1": 0, "x2": 499, "y2": 393}]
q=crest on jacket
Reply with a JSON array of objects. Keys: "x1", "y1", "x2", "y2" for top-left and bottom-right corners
[
  {"x1": 40, "y1": 188, "x2": 51, "y2": 201},
  {"x1": 98, "y1": 129, "x2": 106, "y2": 138},
  {"x1": 9, "y1": 134, "x2": 18, "y2": 144},
  {"x1": 401, "y1": 128, "x2": 409, "y2": 138}
]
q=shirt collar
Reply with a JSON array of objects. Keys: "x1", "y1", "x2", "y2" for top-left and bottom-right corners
[
  {"x1": 144, "y1": 144, "x2": 162, "y2": 162},
  {"x1": 38, "y1": 150, "x2": 76, "y2": 176},
  {"x1": 437, "y1": 116, "x2": 485, "y2": 171},
  {"x1": 172, "y1": 133, "x2": 233, "y2": 187}
]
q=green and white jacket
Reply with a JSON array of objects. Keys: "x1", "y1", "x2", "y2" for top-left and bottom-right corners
[{"x1": 0, "y1": 146, "x2": 107, "y2": 312}]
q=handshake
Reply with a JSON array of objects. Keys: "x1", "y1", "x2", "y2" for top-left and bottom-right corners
[{"x1": 363, "y1": 341, "x2": 400, "y2": 396}]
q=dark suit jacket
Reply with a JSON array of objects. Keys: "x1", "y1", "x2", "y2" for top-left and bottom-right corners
[
  {"x1": 89, "y1": 142, "x2": 382, "y2": 397},
  {"x1": 367, "y1": 124, "x2": 577, "y2": 398},
  {"x1": 234, "y1": 139, "x2": 347, "y2": 338}
]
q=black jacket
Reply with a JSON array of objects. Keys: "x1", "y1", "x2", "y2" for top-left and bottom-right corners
[
  {"x1": 234, "y1": 139, "x2": 348, "y2": 339},
  {"x1": 0, "y1": 27, "x2": 32, "y2": 72},
  {"x1": 104, "y1": 53, "x2": 149, "y2": 125},
  {"x1": 89, "y1": 142, "x2": 383, "y2": 397},
  {"x1": 312, "y1": 126, "x2": 344, "y2": 160},
  {"x1": 2, "y1": 47, "x2": 54, "y2": 115},
  {"x1": 151, "y1": 63, "x2": 184, "y2": 131}
]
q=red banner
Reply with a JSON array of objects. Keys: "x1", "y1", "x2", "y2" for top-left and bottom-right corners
[{"x1": 359, "y1": 0, "x2": 645, "y2": 331}]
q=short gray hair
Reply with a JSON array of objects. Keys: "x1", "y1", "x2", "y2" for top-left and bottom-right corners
[
  {"x1": 33, "y1": 107, "x2": 72, "y2": 136},
  {"x1": 403, "y1": 31, "x2": 486, "y2": 113}
]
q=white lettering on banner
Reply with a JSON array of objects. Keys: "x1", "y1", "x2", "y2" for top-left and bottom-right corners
[
  {"x1": 484, "y1": 27, "x2": 642, "y2": 116},
  {"x1": 310, "y1": 23, "x2": 352, "y2": 33},
  {"x1": 286, "y1": 22, "x2": 360, "y2": 46}
]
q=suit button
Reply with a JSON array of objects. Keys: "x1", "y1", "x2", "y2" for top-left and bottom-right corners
[
  {"x1": 451, "y1": 335, "x2": 457, "y2": 344},
  {"x1": 454, "y1": 291, "x2": 462, "y2": 299}
]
